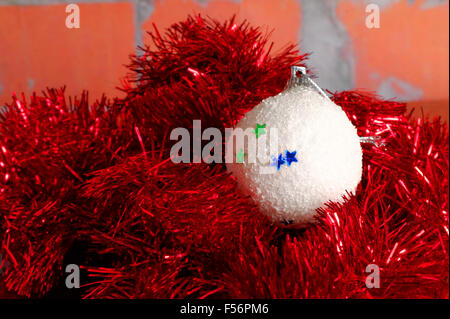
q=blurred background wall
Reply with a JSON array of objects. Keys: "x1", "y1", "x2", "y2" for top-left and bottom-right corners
[{"x1": 0, "y1": 0, "x2": 448, "y2": 119}]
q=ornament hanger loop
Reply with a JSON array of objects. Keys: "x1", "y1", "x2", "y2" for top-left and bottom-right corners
[
  {"x1": 359, "y1": 136, "x2": 386, "y2": 147},
  {"x1": 286, "y1": 66, "x2": 330, "y2": 100},
  {"x1": 287, "y1": 66, "x2": 385, "y2": 148}
]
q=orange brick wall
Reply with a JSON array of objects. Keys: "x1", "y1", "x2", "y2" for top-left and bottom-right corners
[
  {"x1": 0, "y1": 0, "x2": 448, "y2": 119},
  {"x1": 0, "y1": 2, "x2": 135, "y2": 103}
]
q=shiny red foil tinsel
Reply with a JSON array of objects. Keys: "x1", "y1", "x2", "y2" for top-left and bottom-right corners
[{"x1": 0, "y1": 16, "x2": 448, "y2": 298}]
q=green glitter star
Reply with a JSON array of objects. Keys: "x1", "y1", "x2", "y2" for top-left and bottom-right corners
[
  {"x1": 254, "y1": 123, "x2": 266, "y2": 138},
  {"x1": 236, "y1": 149, "x2": 246, "y2": 163}
]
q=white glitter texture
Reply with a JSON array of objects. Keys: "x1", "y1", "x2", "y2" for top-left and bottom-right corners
[{"x1": 226, "y1": 86, "x2": 363, "y2": 226}]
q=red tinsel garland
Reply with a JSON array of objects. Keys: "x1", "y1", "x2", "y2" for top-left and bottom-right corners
[{"x1": 0, "y1": 15, "x2": 448, "y2": 298}]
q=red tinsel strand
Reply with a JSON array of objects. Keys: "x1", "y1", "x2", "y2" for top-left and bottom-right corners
[
  {"x1": 121, "y1": 15, "x2": 306, "y2": 145},
  {"x1": 0, "y1": 15, "x2": 448, "y2": 299},
  {"x1": 218, "y1": 94, "x2": 448, "y2": 298},
  {"x1": 0, "y1": 88, "x2": 140, "y2": 296},
  {"x1": 79, "y1": 155, "x2": 275, "y2": 298},
  {"x1": 79, "y1": 96, "x2": 448, "y2": 298}
]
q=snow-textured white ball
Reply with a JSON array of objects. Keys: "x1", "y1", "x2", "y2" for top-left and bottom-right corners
[{"x1": 226, "y1": 85, "x2": 362, "y2": 226}]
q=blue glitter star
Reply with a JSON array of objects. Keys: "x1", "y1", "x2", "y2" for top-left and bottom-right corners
[
  {"x1": 270, "y1": 153, "x2": 286, "y2": 170},
  {"x1": 285, "y1": 150, "x2": 298, "y2": 166}
]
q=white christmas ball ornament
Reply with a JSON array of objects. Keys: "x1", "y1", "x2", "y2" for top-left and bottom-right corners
[{"x1": 226, "y1": 74, "x2": 362, "y2": 226}]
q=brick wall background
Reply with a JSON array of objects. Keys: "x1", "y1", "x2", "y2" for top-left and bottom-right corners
[{"x1": 0, "y1": 0, "x2": 449, "y2": 119}]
